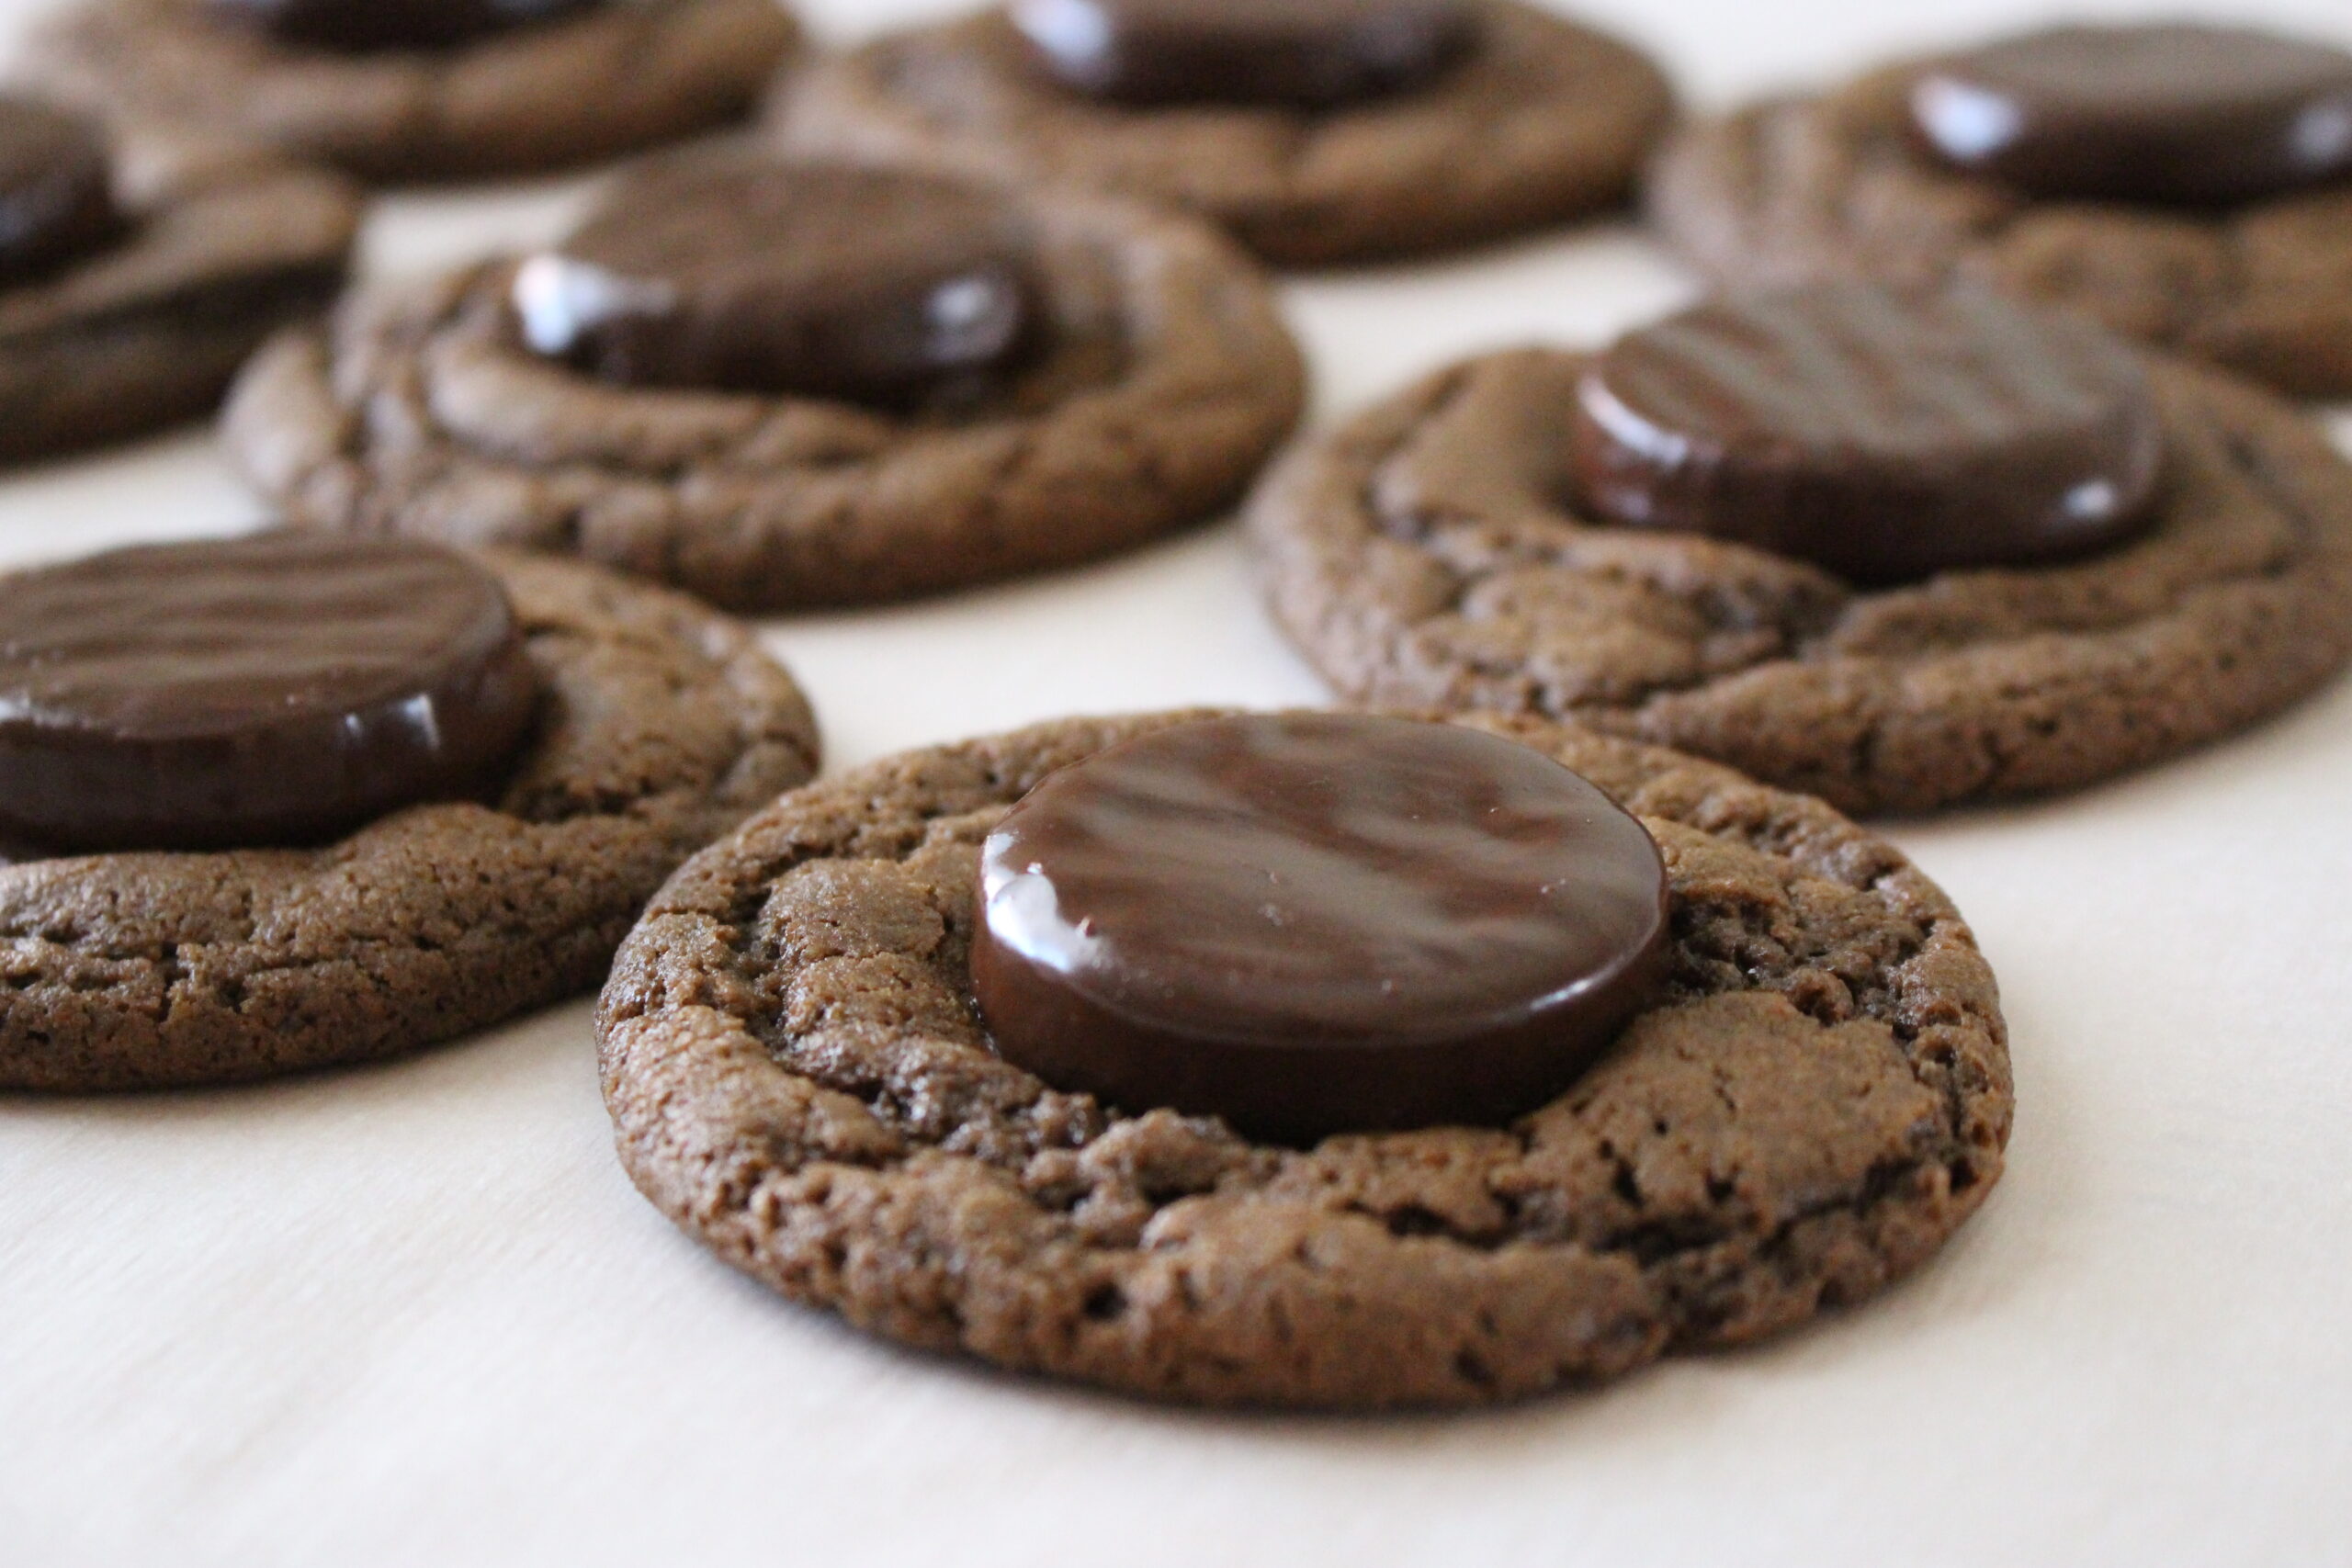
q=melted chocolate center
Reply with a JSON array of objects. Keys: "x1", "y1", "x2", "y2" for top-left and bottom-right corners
[
  {"x1": 0, "y1": 98, "x2": 122, "y2": 289},
  {"x1": 1010, "y1": 0, "x2": 1477, "y2": 109},
  {"x1": 514, "y1": 162, "x2": 1040, "y2": 411},
  {"x1": 203, "y1": 0, "x2": 605, "y2": 53},
  {"x1": 1569, "y1": 283, "x2": 2166, "y2": 585},
  {"x1": 1909, "y1": 24, "x2": 2352, "y2": 205},
  {"x1": 0, "y1": 534, "x2": 541, "y2": 854},
  {"x1": 973, "y1": 714, "x2": 1671, "y2": 1144}
]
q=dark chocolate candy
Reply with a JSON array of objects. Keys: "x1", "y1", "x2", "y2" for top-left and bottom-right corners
[
  {"x1": 972, "y1": 713, "x2": 1670, "y2": 1144},
  {"x1": 0, "y1": 98, "x2": 121, "y2": 289},
  {"x1": 1909, "y1": 24, "x2": 2352, "y2": 206},
  {"x1": 0, "y1": 533, "x2": 540, "y2": 853},
  {"x1": 513, "y1": 162, "x2": 1038, "y2": 410},
  {"x1": 1569, "y1": 282, "x2": 2165, "y2": 585},
  {"x1": 202, "y1": 0, "x2": 604, "y2": 53},
  {"x1": 1009, "y1": 0, "x2": 1476, "y2": 110}
]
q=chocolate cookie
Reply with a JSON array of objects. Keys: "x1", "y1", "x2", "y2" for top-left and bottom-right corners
[
  {"x1": 222, "y1": 155, "x2": 1306, "y2": 612},
  {"x1": 28, "y1": 0, "x2": 801, "y2": 183},
  {"x1": 0, "y1": 542, "x2": 820, "y2": 1093},
  {"x1": 1250, "y1": 317, "x2": 2352, "y2": 816},
  {"x1": 0, "y1": 96, "x2": 357, "y2": 465},
  {"x1": 773, "y1": 2, "x2": 1675, "y2": 267},
  {"x1": 1648, "y1": 24, "x2": 2352, "y2": 399},
  {"x1": 598, "y1": 710, "x2": 2008, "y2": 1409}
]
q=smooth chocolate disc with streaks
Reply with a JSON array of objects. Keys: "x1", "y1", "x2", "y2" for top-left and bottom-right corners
[
  {"x1": 1569, "y1": 283, "x2": 2166, "y2": 585},
  {"x1": 514, "y1": 161, "x2": 1039, "y2": 410},
  {"x1": 1908, "y1": 24, "x2": 2352, "y2": 206},
  {"x1": 0, "y1": 533, "x2": 541, "y2": 853},
  {"x1": 0, "y1": 98, "x2": 121, "y2": 288},
  {"x1": 1009, "y1": 0, "x2": 1477, "y2": 109},
  {"x1": 202, "y1": 0, "x2": 605, "y2": 53},
  {"x1": 972, "y1": 712, "x2": 1671, "y2": 1144}
]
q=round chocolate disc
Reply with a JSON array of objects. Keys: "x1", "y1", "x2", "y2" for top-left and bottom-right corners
[
  {"x1": 0, "y1": 534, "x2": 541, "y2": 854},
  {"x1": 513, "y1": 162, "x2": 1040, "y2": 410},
  {"x1": 1908, "y1": 24, "x2": 2352, "y2": 205},
  {"x1": 203, "y1": 0, "x2": 604, "y2": 53},
  {"x1": 1568, "y1": 283, "x2": 2166, "y2": 585},
  {"x1": 1009, "y1": 0, "x2": 1477, "y2": 109},
  {"x1": 0, "y1": 98, "x2": 121, "y2": 289},
  {"x1": 972, "y1": 713, "x2": 1671, "y2": 1144}
]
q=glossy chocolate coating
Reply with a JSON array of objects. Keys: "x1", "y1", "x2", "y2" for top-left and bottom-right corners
[
  {"x1": 1009, "y1": 0, "x2": 1477, "y2": 109},
  {"x1": 0, "y1": 534, "x2": 540, "y2": 853},
  {"x1": 514, "y1": 163, "x2": 1039, "y2": 410},
  {"x1": 1569, "y1": 283, "x2": 2165, "y2": 585},
  {"x1": 0, "y1": 98, "x2": 121, "y2": 289},
  {"x1": 203, "y1": 0, "x2": 604, "y2": 53},
  {"x1": 1909, "y1": 25, "x2": 2352, "y2": 206},
  {"x1": 972, "y1": 714, "x2": 1671, "y2": 1144}
]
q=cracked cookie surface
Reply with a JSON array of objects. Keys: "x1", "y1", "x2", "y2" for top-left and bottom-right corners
[
  {"x1": 223, "y1": 184, "x2": 1304, "y2": 612},
  {"x1": 1648, "y1": 68, "x2": 2352, "y2": 399},
  {"x1": 774, "y1": 2, "x2": 1674, "y2": 267},
  {"x1": 29, "y1": 0, "x2": 799, "y2": 183},
  {"x1": 598, "y1": 710, "x2": 2009, "y2": 1409},
  {"x1": 0, "y1": 122, "x2": 357, "y2": 464},
  {"x1": 0, "y1": 551, "x2": 819, "y2": 1092},
  {"x1": 1251, "y1": 348, "x2": 2352, "y2": 815}
]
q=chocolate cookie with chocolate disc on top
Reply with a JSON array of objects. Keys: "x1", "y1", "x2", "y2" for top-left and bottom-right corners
[
  {"x1": 28, "y1": 0, "x2": 802, "y2": 182},
  {"x1": 1650, "y1": 22, "x2": 2352, "y2": 397},
  {"x1": 0, "y1": 532, "x2": 819, "y2": 1092},
  {"x1": 1251, "y1": 282, "x2": 2352, "y2": 815},
  {"x1": 775, "y1": 1, "x2": 1675, "y2": 266},
  {"x1": 223, "y1": 152, "x2": 1304, "y2": 611},
  {"x1": 598, "y1": 709, "x2": 2009, "y2": 1408},
  {"x1": 0, "y1": 94, "x2": 357, "y2": 464}
]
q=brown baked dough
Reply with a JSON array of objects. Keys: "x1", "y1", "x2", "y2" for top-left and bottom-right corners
[
  {"x1": 0, "y1": 120, "x2": 357, "y2": 464},
  {"x1": 1251, "y1": 348, "x2": 2352, "y2": 815},
  {"x1": 774, "y1": 2, "x2": 1676, "y2": 267},
  {"x1": 599, "y1": 710, "x2": 2009, "y2": 1410},
  {"x1": 0, "y1": 550, "x2": 819, "y2": 1093},
  {"x1": 28, "y1": 0, "x2": 801, "y2": 183},
  {"x1": 1648, "y1": 67, "x2": 2352, "y2": 399},
  {"x1": 221, "y1": 178, "x2": 1306, "y2": 612}
]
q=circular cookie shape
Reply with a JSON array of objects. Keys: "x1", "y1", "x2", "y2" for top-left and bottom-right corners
[
  {"x1": 598, "y1": 710, "x2": 2009, "y2": 1409},
  {"x1": 973, "y1": 713, "x2": 1671, "y2": 1143},
  {"x1": 1250, "y1": 344, "x2": 2352, "y2": 816},
  {"x1": 1648, "y1": 27, "x2": 2352, "y2": 399},
  {"x1": 0, "y1": 546, "x2": 820, "y2": 1093},
  {"x1": 0, "y1": 535, "x2": 541, "y2": 852},
  {"x1": 0, "y1": 102, "x2": 359, "y2": 466},
  {"x1": 222, "y1": 157, "x2": 1306, "y2": 613},
  {"x1": 28, "y1": 0, "x2": 802, "y2": 183},
  {"x1": 774, "y1": 2, "x2": 1676, "y2": 267}
]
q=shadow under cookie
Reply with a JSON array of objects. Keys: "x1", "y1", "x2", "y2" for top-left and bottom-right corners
[
  {"x1": 0, "y1": 548, "x2": 820, "y2": 1093},
  {"x1": 774, "y1": 1, "x2": 1675, "y2": 268},
  {"x1": 28, "y1": 0, "x2": 803, "y2": 183},
  {"x1": 222, "y1": 158, "x2": 1306, "y2": 612},
  {"x1": 597, "y1": 710, "x2": 2010, "y2": 1410}
]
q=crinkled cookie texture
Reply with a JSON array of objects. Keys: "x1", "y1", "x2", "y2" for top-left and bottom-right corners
[
  {"x1": 598, "y1": 711, "x2": 2009, "y2": 1410},
  {"x1": 774, "y1": 2, "x2": 1675, "y2": 267},
  {"x1": 1251, "y1": 349, "x2": 2352, "y2": 816},
  {"x1": 0, "y1": 551, "x2": 819, "y2": 1093},
  {"x1": 28, "y1": 0, "x2": 800, "y2": 183},
  {"x1": 223, "y1": 184, "x2": 1306, "y2": 612},
  {"x1": 0, "y1": 122, "x2": 357, "y2": 465},
  {"x1": 1648, "y1": 66, "x2": 2352, "y2": 399}
]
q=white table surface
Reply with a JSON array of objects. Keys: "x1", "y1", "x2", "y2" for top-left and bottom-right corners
[{"x1": 4, "y1": 2, "x2": 2350, "y2": 1563}]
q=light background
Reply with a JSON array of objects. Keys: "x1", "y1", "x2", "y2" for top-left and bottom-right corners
[{"x1": 3, "y1": 2, "x2": 2349, "y2": 1563}]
